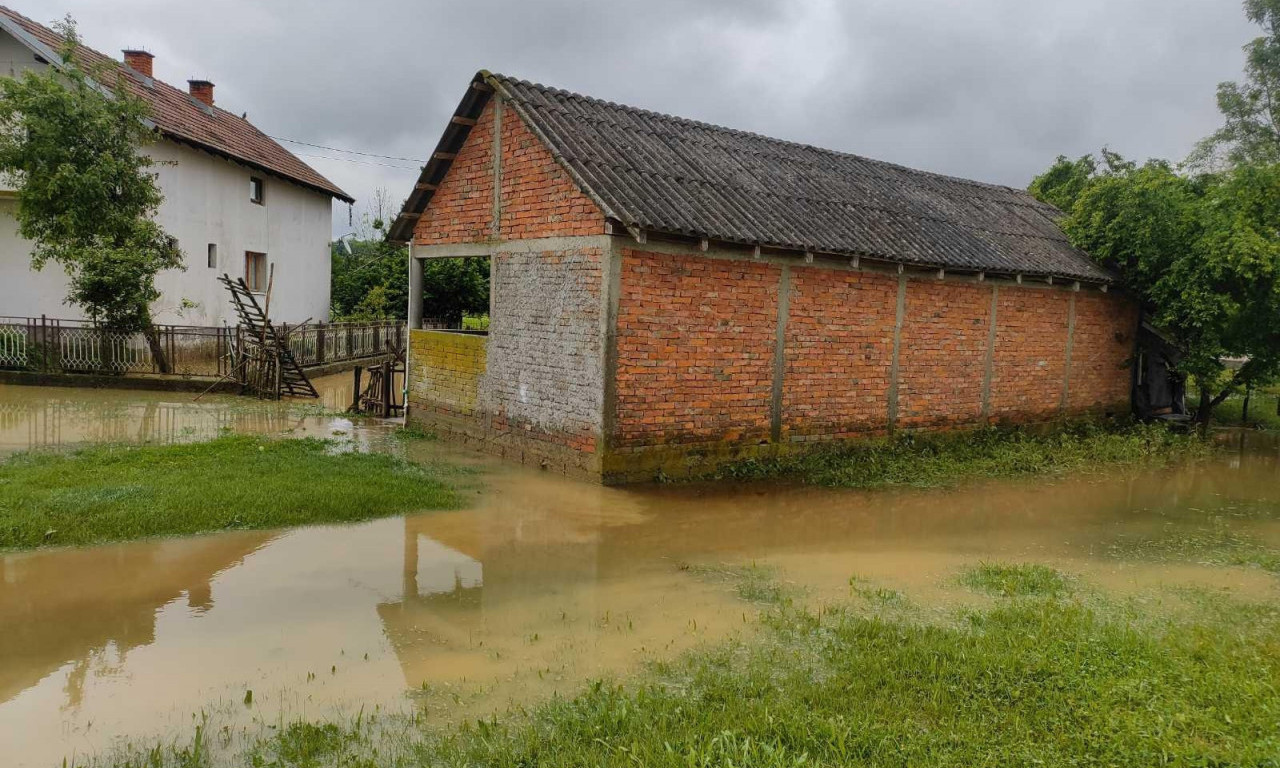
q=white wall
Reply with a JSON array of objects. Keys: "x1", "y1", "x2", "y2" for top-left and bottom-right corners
[
  {"x1": 0, "y1": 26, "x2": 38, "y2": 78},
  {"x1": 0, "y1": 29, "x2": 335, "y2": 326},
  {"x1": 146, "y1": 141, "x2": 334, "y2": 326}
]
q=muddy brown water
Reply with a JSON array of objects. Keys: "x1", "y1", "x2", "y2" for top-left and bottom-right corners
[{"x1": 2, "y1": 383, "x2": 1280, "y2": 766}]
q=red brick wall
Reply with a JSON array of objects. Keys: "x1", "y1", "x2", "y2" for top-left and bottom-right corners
[
  {"x1": 990, "y1": 288, "x2": 1071, "y2": 420},
  {"x1": 498, "y1": 104, "x2": 604, "y2": 239},
  {"x1": 1068, "y1": 292, "x2": 1137, "y2": 411},
  {"x1": 898, "y1": 280, "x2": 991, "y2": 429},
  {"x1": 613, "y1": 249, "x2": 779, "y2": 447},
  {"x1": 414, "y1": 100, "x2": 495, "y2": 245},
  {"x1": 783, "y1": 268, "x2": 896, "y2": 438},
  {"x1": 413, "y1": 98, "x2": 604, "y2": 246}
]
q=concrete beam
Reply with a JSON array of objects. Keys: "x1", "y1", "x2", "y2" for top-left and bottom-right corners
[
  {"x1": 981, "y1": 284, "x2": 998, "y2": 418},
  {"x1": 491, "y1": 96, "x2": 503, "y2": 238},
  {"x1": 411, "y1": 235, "x2": 615, "y2": 260},
  {"x1": 1061, "y1": 292, "x2": 1076, "y2": 410},
  {"x1": 408, "y1": 242, "x2": 423, "y2": 329},
  {"x1": 611, "y1": 237, "x2": 1108, "y2": 294},
  {"x1": 602, "y1": 235, "x2": 623, "y2": 449},
  {"x1": 770, "y1": 264, "x2": 792, "y2": 443},
  {"x1": 888, "y1": 273, "x2": 907, "y2": 430}
]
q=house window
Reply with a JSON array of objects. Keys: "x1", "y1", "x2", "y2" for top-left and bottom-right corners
[
  {"x1": 249, "y1": 176, "x2": 265, "y2": 205},
  {"x1": 207, "y1": 243, "x2": 217, "y2": 269},
  {"x1": 245, "y1": 251, "x2": 268, "y2": 292}
]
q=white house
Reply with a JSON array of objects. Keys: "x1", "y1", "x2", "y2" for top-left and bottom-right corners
[{"x1": 0, "y1": 7, "x2": 352, "y2": 326}]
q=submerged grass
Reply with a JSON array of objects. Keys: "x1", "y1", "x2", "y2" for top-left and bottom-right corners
[
  {"x1": 0, "y1": 434, "x2": 462, "y2": 550},
  {"x1": 93, "y1": 574, "x2": 1280, "y2": 768},
  {"x1": 680, "y1": 561, "x2": 795, "y2": 605},
  {"x1": 1110, "y1": 522, "x2": 1280, "y2": 574},
  {"x1": 958, "y1": 562, "x2": 1072, "y2": 597},
  {"x1": 721, "y1": 420, "x2": 1209, "y2": 488}
]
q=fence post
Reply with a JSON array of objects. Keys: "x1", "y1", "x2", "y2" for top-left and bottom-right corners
[{"x1": 316, "y1": 322, "x2": 326, "y2": 365}]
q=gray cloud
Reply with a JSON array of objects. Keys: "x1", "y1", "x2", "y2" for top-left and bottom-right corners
[{"x1": 10, "y1": 0, "x2": 1258, "y2": 233}]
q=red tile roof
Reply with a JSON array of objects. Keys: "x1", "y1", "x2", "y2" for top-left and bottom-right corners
[{"x1": 0, "y1": 6, "x2": 353, "y2": 202}]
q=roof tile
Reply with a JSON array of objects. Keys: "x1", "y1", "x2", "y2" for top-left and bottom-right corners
[{"x1": 0, "y1": 6, "x2": 352, "y2": 202}]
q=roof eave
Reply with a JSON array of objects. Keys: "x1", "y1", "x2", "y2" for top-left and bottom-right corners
[{"x1": 160, "y1": 130, "x2": 354, "y2": 204}]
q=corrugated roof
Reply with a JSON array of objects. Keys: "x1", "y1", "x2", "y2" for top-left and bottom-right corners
[
  {"x1": 394, "y1": 71, "x2": 1111, "y2": 284},
  {"x1": 0, "y1": 6, "x2": 353, "y2": 203}
]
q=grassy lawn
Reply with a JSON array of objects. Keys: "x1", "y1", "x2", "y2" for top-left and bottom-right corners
[
  {"x1": 94, "y1": 564, "x2": 1280, "y2": 767},
  {"x1": 720, "y1": 421, "x2": 1208, "y2": 488},
  {"x1": 0, "y1": 434, "x2": 460, "y2": 550}
]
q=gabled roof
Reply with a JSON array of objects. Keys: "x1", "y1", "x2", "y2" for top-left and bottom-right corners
[
  {"x1": 392, "y1": 71, "x2": 1112, "y2": 284},
  {"x1": 0, "y1": 6, "x2": 353, "y2": 203}
]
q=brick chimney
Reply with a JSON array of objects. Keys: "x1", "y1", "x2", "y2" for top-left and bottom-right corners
[
  {"x1": 122, "y1": 49, "x2": 153, "y2": 78},
  {"x1": 188, "y1": 79, "x2": 214, "y2": 107}
]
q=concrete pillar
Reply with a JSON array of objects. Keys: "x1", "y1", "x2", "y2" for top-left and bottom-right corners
[
  {"x1": 981, "y1": 284, "x2": 998, "y2": 419},
  {"x1": 408, "y1": 245, "x2": 423, "y2": 330},
  {"x1": 770, "y1": 264, "x2": 792, "y2": 443},
  {"x1": 1061, "y1": 292, "x2": 1076, "y2": 411},
  {"x1": 887, "y1": 273, "x2": 907, "y2": 431}
]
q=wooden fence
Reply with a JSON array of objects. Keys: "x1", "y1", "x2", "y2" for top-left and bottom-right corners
[{"x1": 0, "y1": 316, "x2": 405, "y2": 378}]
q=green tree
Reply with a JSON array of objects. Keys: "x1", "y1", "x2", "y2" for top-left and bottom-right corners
[
  {"x1": 1031, "y1": 153, "x2": 1280, "y2": 422},
  {"x1": 331, "y1": 189, "x2": 489, "y2": 325},
  {"x1": 1190, "y1": 0, "x2": 1280, "y2": 168},
  {"x1": 0, "y1": 17, "x2": 183, "y2": 335},
  {"x1": 331, "y1": 238, "x2": 409, "y2": 320},
  {"x1": 419, "y1": 257, "x2": 489, "y2": 327}
]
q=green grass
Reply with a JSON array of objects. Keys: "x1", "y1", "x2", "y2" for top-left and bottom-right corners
[
  {"x1": 680, "y1": 561, "x2": 795, "y2": 605},
  {"x1": 1212, "y1": 390, "x2": 1280, "y2": 430},
  {"x1": 95, "y1": 578, "x2": 1280, "y2": 768},
  {"x1": 0, "y1": 435, "x2": 461, "y2": 550},
  {"x1": 959, "y1": 562, "x2": 1072, "y2": 597},
  {"x1": 1110, "y1": 523, "x2": 1280, "y2": 574},
  {"x1": 722, "y1": 421, "x2": 1208, "y2": 488}
]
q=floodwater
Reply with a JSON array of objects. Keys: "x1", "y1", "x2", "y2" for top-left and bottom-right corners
[
  {"x1": 2, "y1": 385, "x2": 1280, "y2": 766},
  {"x1": 0, "y1": 372, "x2": 376, "y2": 456}
]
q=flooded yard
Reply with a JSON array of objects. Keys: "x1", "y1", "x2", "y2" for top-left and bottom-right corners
[
  {"x1": 0, "y1": 373, "x2": 373, "y2": 456},
  {"x1": 2, "y1": 384, "x2": 1279, "y2": 766}
]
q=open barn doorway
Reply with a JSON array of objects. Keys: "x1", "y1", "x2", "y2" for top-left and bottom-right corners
[{"x1": 409, "y1": 255, "x2": 491, "y2": 334}]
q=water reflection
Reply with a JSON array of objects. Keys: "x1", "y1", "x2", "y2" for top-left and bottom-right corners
[
  {"x1": 0, "y1": 373, "x2": 365, "y2": 455},
  {"x1": 1, "y1": 432, "x2": 1279, "y2": 766}
]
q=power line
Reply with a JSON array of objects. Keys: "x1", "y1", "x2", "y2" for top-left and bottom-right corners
[
  {"x1": 270, "y1": 135, "x2": 426, "y2": 164},
  {"x1": 289, "y1": 151, "x2": 422, "y2": 171}
]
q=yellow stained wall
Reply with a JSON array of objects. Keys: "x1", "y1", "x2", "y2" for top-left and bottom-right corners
[{"x1": 407, "y1": 330, "x2": 487, "y2": 417}]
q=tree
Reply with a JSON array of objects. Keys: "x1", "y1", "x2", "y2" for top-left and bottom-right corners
[
  {"x1": 331, "y1": 190, "x2": 410, "y2": 320},
  {"x1": 1031, "y1": 153, "x2": 1280, "y2": 422},
  {"x1": 330, "y1": 189, "x2": 489, "y2": 325},
  {"x1": 0, "y1": 17, "x2": 183, "y2": 336},
  {"x1": 1189, "y1": 0, "x2": 1280, "y2": 169},
  {"x1": 419, "y1": 257, "x2": 489, "y2": 327}
]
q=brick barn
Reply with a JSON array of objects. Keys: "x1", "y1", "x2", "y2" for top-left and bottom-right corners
[{"x1": 389, "y1": 71, "x2": 1136, "y2": 484}]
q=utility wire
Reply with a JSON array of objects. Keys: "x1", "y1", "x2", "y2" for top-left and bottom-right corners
[
  {"x1": 269, "y1": 135, "x2": 426, "y2": 164},
  {"x1": 289, "y1": 151, "x2": 422, "y2": 171}
]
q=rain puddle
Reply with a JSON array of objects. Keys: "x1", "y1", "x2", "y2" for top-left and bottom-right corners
[{"x1": 1, "y1": 384, "x2": 1279, "y2": 766}]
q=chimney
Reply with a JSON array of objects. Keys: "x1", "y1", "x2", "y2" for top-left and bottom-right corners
[
  {"x1": 122, "y1": 49, "x2": 153, "y2": 78},
  {"x1": 188, "y1": 79, "x2": 214, "y2": 107}
]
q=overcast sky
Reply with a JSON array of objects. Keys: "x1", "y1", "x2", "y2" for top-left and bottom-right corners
[{"x1": 10, "y1": 0, "x2": 1258, "y2": 236}]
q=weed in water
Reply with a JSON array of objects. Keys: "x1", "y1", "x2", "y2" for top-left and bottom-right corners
[
  {"x1": 720, "y1": 421, "x2": 1208, "y2": 488},
  {"x1": 90, "y1": 589, "x2": 1280, "y2": 767},
  {"x1": 1110, "y1": 523, "x2": 1280, "y2": 574},
  {"x1": 680, "y1": 561, "x2": 794, "y2": 605},
  {"x1": 958, "y1": 562, "x2": 1072, "y2": 597}
]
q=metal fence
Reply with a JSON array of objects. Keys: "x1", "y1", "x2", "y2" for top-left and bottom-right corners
[
  {"x1": 0, "y1": 316, "x2": 405, "y2": 378},
  {"x1": 0, "y1": 316, "x2": 234, "y2": 377},
  {"x1": 282, "y1": 320, "x2": 405, "y2": 368}
]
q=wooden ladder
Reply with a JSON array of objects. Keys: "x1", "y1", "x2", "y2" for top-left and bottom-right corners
[{"x1": 218, "y1": 274, "x2": 318, "y2": 399}]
